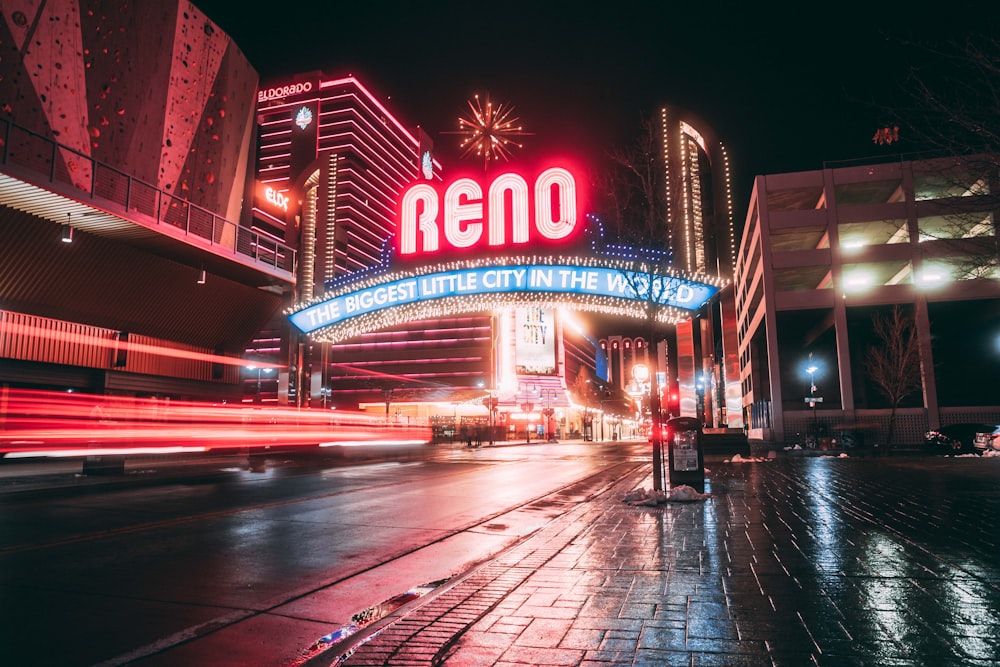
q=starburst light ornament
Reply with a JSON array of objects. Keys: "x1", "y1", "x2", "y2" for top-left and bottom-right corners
[{"x1": 448, "y1": 93, "x2": 532, "y2": 171}]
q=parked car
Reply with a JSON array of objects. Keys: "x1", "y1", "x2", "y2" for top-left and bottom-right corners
[
  {"x1": 973, "y1": 425, "x2": 1000, "y2": 453},
  {"x1": 924, "y1": 423, "x2": 994, "y2": 454}
]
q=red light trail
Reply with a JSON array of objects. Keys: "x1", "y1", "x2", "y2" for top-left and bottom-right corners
[
  {"x1": 0, "y1": 389, "x2": 430, "y2": 458},
  {"x1": 1, "y1": 318, "x2": 279, "y2": 370}
]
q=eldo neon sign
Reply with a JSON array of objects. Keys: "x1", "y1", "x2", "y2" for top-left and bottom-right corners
[
  {"x1": 398, "y1": 167, "x2": 580, "y2": 256},
  {"x1": 265, "y1": 186, "x2": 289, "y2": 212}
]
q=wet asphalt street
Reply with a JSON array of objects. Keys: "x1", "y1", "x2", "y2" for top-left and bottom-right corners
[
  {"x1": 2, "y1": 447, "x2": 999, "y2": 666},
  {"x1": 335, "y1": 454, "x2": 1000, "y2": 667}
]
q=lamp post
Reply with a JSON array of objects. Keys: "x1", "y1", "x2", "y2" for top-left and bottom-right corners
[
  {"x1": 521, "y1": 402, "x2": 534, "y2": 443},
  {"x1": 806, "y1": 353, "x2": 819, "y2": 446},
  {"x1": 599, "y1": 388, "x2": 607, "y2": 441},
  {"x1": 479, "y1": 380, "x2": 497, "y2": 446},
  {"x1": 696, "y1": 373, "x2": 706, "y2": 425},
  {"x1": 382, "y1": 387, "x2": 394, "y2": 423},
  {"x1": 631, "y1": 364, "x2": 650, "y2": 438},
  {"x1": 247, "y1": 365, "x2": 274, "y2": 404}
]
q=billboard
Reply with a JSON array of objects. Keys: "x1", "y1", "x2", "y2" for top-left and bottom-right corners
[{"x1": 515, "y1": 308, "x2": 556, "y2": 375}]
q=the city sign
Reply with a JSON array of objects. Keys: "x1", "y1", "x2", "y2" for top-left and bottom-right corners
[
  {"x1": 290, "y1": 264, "x2": 719, "y2": 335},
  {"x1": 289, "y1": 161, "x2": 726, "y2": 341}
]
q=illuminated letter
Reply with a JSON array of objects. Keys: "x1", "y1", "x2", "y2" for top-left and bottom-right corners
[
  {"x1": 487, "y1": 173, "x2": 529, "y2": 246},
  {"x1": 444, "y1": 178, "x2": 484, "y2": 248},
  {"x1": 534, "y1": 167, "x2": 577, "y2": 240},
  {"x1": 399, "y1": 184, "x2": 439, "y2": 255}
]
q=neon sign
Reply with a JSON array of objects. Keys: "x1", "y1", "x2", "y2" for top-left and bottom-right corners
[
  {"x1": 397, "y1": 167, "x2": 579, "y2": 256},
  {"x1": 295, "y1": 106, "x2": 314, "y2": 130},
  {"x1": 290, "y1": 264, "x2": 718, "y2": 334},
  {"x1": 258, "y1": 82, "x2": 313, "y2": 102},
  {"x1": 264, "y1": 186, "x2": 289, "y2": 212}
]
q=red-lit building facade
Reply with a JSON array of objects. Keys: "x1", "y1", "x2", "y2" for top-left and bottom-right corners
[{"x1": 0, "y1": 0, "x2": 293, "y2": 401}]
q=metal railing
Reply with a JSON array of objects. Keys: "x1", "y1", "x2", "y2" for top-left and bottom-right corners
[{"x1": 0, "y1": 117, "x2": 295, "y2": 276}]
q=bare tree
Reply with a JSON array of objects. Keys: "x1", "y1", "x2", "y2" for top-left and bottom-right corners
[
  {"x1": 866, "y1": 305, "x2": 922, "y2": 448},
  {"x1": 895, "y1": 37, "x2": 1000, "y2": 161},
  {"x1": 880, "y1": 36, "x2": 1000, "y2": 277},
  {"x1": 597, "y1": 114, "x2": 690, "y2": 489}
]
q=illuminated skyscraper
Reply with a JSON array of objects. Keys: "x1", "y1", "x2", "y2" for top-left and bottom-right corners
[{"x1": 657, "y1": 107, "x2": 741, "y2": 428}]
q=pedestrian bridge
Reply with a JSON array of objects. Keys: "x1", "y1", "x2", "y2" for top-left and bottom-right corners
[{"x1": 0, "y1": 117, "x2": 295, "y2": 286}]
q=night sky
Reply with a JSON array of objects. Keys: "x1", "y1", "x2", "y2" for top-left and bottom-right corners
[{"x1": 196, "y1": 0, "x2": 994, "y2": 215}]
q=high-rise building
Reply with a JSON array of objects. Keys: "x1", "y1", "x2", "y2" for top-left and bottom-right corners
[{"x1": 656, "y1": 107, "x2": 740, "y2": 428}]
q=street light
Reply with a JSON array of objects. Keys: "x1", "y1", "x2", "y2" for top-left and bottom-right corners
[
  {"x1": 599, "y1": 388, "x2": 608, "y2": 441},
  {"x1": 246, "y1": 365, "x2": 274, "y2": 404},
  {"x1": 805, "y1": 353, "x2": 819, "y2": 445},
  {"x1": 630, "y1": 364, "x2": 650, "y2": 433},
  {"x1": 478, "y1": 381, "x2": 497, "y2": 446},
  {"x1": 382, "y1": 387, "x2": 394, "y2": 423},
  {"x1": 521, "y1": 401, "x2": 534, "y2": 443}
]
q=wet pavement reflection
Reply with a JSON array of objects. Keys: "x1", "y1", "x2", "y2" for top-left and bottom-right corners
[{"x1": 341, "y1": 457, "x2": 1000, "y2": 666}]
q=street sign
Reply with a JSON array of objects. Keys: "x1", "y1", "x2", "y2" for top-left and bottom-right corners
[{"x1": 804, "y1": 397, "x2": 823, "y2": 403}]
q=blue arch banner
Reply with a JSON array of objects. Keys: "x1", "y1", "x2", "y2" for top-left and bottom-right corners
[{"x1": 290, "y1": 262, "x2": 722, "y2": 339}]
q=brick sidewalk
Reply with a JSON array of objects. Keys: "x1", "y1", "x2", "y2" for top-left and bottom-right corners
[{"x1": 338, "y1": 457, "x2": 1000, "y2": 666}]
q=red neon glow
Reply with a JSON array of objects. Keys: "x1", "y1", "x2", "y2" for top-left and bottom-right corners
[
  {"x1": 265, "y1": 186, "x2": 289, "y2": 211},
  {"x1": 489, "y1": 173, "x2": 529, "y2": 245},
  {"x1": 398, "y1": 167, "x2": 580, "y2": 256},
  {"x1": 444, "y1": 178, "x2": 483, "y2": 248},
  {"x1": 0, "y1": 390, "x2": 430, "y2": 457},
  {"x1": 534, "y1": 168, "x2": 577, "y2": 240}
]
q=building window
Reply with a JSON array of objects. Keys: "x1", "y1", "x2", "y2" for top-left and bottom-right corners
[
  {"x1": 769, "y1": 225, "x2": 829, "y2": 251},
  {"x1": 841, "y1": 260, "x2": 913, "y2": 292},
  {"x1": 917, "y1": 211, "x2": 995, "y2": 242},
  {"x1": 773, "y1": 266, "x2": 833, "y2": 292},
  {"x1": 839, "y1": 219, "x2": 909, "y2": 250},
  {"x1": 834, "y1": 179, "x2": 905, "y2": 206}
]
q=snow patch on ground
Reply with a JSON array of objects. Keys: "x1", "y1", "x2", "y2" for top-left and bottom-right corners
[
  {"x1": 623, "y1": 485, "x2": 709, "y2": 505},
  {"x1": 726, "y1": 454, "x2": 770, "y2": 463}
]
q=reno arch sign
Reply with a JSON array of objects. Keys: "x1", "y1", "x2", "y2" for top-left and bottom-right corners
[
  {"x1": 288, "y1": 162, "x2": 725, "y2": 342},
  {"x1": 398, "y1": 167, "x2": 580, "y2": 256}
]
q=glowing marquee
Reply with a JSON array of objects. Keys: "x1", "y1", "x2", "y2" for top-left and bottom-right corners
[
  {"x1": 290, "y1": 263, "x2": 720, "y2": 335},
  {"x1": 398, "y1": 167, "x2": 579, "y2": 256}
]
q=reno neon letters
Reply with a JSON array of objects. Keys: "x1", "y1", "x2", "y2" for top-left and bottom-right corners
[{"x1": 398, "y1": 167, "x2": 579, "y2": 256}]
